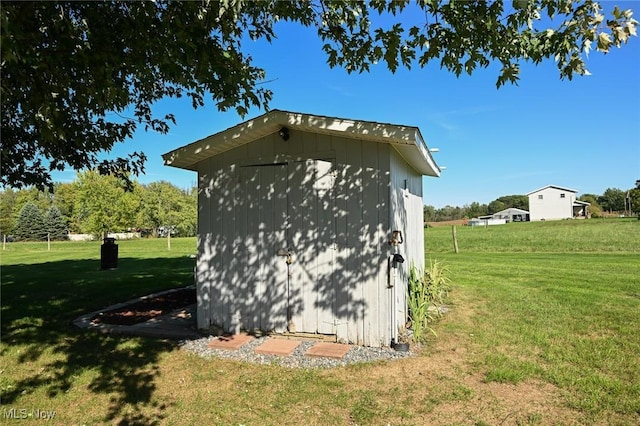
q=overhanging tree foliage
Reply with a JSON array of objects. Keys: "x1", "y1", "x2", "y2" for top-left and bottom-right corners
[{"x1": 2, "y1": 1, "x2": 637, "y2": 189}]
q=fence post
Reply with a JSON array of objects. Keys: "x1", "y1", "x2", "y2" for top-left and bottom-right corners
[{"x1": 452, "y1": 225, "x2": 459, "y2": 254}]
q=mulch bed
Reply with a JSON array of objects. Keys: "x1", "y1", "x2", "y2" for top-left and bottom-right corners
[{"x1": 90, "y1": 288, "x2": 196, "y2": 326}]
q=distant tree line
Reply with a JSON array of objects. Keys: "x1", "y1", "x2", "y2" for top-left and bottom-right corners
[
  {"x1": 2, "y1": 176, "x2": 638, "y2": 239},
  {"x1": 424, "y1": 185, "x2": 640, "y2": 222},
  {"x1": 0, "y1": 171, "x2": 196, "y2": 241}
]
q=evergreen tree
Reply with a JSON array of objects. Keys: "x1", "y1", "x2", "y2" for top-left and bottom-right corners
[
  {"x1": 14, "y1": 202, "x2": 46, "y2": 241},
  {"x1": 44, "y1": 205, "x2": 67, "y2": 240}
]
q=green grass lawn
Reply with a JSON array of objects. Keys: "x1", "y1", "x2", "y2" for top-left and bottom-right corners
[
  {"x1": 1, "y1": 220, "x2": 639, "y2": 424},
  {"x1": 433, "y1": 252, "x2": 639, "y2": 414},
  {"x1": 426, "y1": 217, "x2": 640, "y2": 252}
]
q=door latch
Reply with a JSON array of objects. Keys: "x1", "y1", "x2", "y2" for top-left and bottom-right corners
[{"x1": 277, "y1": 249, "x2": 294, "y2": 264}]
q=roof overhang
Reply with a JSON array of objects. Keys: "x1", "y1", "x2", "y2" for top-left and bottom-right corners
[{"x1": 162, "y1": 110, "x2": 440, "y2": 177}]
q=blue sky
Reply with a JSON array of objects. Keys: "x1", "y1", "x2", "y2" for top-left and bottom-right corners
[{"x1": 54, "y1": 3, "x2": 640, "y2": 208}]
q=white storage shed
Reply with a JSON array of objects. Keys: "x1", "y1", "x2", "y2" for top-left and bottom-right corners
[{"x1": 163, "y1": 110, "x2": 440, "y2": 347}]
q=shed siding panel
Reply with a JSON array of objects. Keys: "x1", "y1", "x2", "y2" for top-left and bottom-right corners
[
  {"x1": 196, "y1": 162, "x2": 212, "y2": 329},
  {"x1": 288, "y1": 129, "x2": 304, "y2": 156},
  {"x1": 240, "y1": 166, "x2": 260, "y2": 332},
  {"x1": 256, "y1": 133, "x2": 276, "y2": 159},
  {"x1": 197, "y1": 156, "x2": 233, "y2": 330},
  {"x1": 260, "y1": 165, "x2": 289, "y2": 332},
  {"x1": 211, "y1": 157, "x2": 225, "y2": 329},
  {"x1": 270, "y1": 166, "x2": 290, "y2": 330},
  {"x1": 314, "y1": 159, "x2": 337, "y2": 335},
  {"x1": 245, "y1": 166, "x2": 264, "y2": 331},
  {"x1": 302, "y1": 130, "x2": 318, "y2": 154},
  {"x1": 316, "y1": 129, "x2": 333, "y2": 152},
  {"x1": 362, "y1": 143, "x2": 382, "y2": 346},
  {"x1": 289, "y1": 160, "x2": 318, "y2": 333},
  {"x1": 377, "y1": 143, "x2": 392, "y2": 346},
  {"x1": 317, "y1": 199, "x2": 337, "y2": 335},
  {"x1": 344, "y1": 137, "x2": 364, "y2": 344},
  {"x1": 221, "y1": 164, "x2": 239, "y2": 330},
  {"x1": 236, "y1": 168, "x2": 253, "y2": 328},
  {"x1": 333, "y1": 138, "x2": 350, "y2": 340},
  {"x1": 389, "y1": 148, "x2": 425, "y2": 340},
  {"x1": 217, "y1": 162, "x2": 237, "y2": 331},
  {"x1": 390, "y1": 148, "x2": 424, "y2": 268}
]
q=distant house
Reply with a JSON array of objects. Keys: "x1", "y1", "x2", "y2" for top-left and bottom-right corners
[
  {"x1": 526, "y1": 185, "x2": 590, "y2": 221},
  {"x1": 492, "y1": 208, "x2": 530, "y2": 222}
]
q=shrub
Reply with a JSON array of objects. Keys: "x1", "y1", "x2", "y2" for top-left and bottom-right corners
[{"x1": 407, "y1": 260, "x2": 452, "y2": 343}]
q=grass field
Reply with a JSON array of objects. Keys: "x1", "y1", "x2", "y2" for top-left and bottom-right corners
[{"x1": 1, "y1": 219, "x2": 639, "y2": 425}]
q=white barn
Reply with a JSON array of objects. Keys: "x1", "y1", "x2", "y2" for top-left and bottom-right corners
[
  {"x1": 492, "y1": 207, "x2": 530, "y2": 222},
  {"x1": 527, "y1": 185, "x2": 590, "y2": 221},
  {"x1": 163, "y1": 110, "x2": 440, "y2": 347}
]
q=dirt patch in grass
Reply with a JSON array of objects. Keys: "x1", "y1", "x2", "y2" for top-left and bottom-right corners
[{"x1": 90, "y1": 288, "x2": 196, "y2": 326}]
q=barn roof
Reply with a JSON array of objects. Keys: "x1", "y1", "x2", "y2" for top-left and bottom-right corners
[
  {"x1": 526, "y1": 185, "x2": 578, "y2": 195},
  {"x1": 495, "y1": 207, "x2": 530, "y2": 215},
  {"x1": 162, "y1": 110, "x2": 440, "y2": 177}
]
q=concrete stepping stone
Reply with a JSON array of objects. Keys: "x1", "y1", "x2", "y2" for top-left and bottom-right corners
[
  {"x1": 254, "y1": 338, "x2": 301, "y2": 356},
  {"x1": 207, "y1": 333, "x2": 254, "y2": 350},
  {"x1": 305, "y1": 342, "x2": 351, "y2": 359}
]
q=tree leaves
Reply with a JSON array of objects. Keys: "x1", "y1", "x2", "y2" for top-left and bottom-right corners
[
  {"x1": 1, "y1": 1, "x2": 270, "y2": 189},
  {"x1": 1, "y1": 1, "x2": 637, "y2": 190}
]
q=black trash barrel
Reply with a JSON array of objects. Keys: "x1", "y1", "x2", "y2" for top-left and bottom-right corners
[{"x1": 100, "y1": 237, "x2": 118, "y2": 270}]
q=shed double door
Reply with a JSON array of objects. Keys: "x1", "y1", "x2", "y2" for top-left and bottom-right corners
[{"x1": 239, "y1": 159, "x2": 335, "y2": 334}]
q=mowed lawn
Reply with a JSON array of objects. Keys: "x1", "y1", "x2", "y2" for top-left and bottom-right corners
[{"x1": 1, "y1": 219, "x2": 639, "y2": 425}]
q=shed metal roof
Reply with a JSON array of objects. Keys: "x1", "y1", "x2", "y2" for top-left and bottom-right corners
[{"x1": 162, "y1": 110, "x2": 440, "y2": 177}]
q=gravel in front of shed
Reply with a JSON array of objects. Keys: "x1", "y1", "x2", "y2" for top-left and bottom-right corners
[{"x1": 181, "y1": 336, "x2": 415, "y2": 369}]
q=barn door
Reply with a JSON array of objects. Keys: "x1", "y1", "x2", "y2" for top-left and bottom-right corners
[
  {"x1": 288, "y1": 159, "x2": 335, "y2": 334},
  {"x1": 239, "y1": 159, "x2": 335, "y2": 334},
  {"x1": 239, "y1": 164, "x2": 289, "y2": 333}
]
